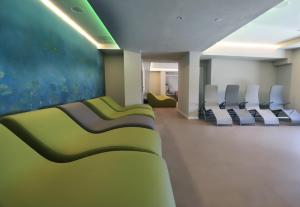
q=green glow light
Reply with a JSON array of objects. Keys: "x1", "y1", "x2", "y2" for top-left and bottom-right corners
[
  {"x1": 49, "y1": 0, "x2": 119, "y2": 49},
  {"x1": 84, "y1": 0, "x2": 119, "y2": 49}
]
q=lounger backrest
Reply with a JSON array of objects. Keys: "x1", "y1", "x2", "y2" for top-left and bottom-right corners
[
  {"x1": 148, "y1": 92, "x2": 161, "y2": 100},
  {"x1": 245, "y1": 85, "x2": 260, "y2": 109},
  {"x1": 0, "y1": 108, "x2": 90, "y2": 162},
  {"x1": 0, "y1": 124, "x2": 34, "y2": 162},
  {"x1": 100, "y1": 96, "x2": 122, "y2": 111},
  {"x1": 225, "y1": 85, "x2": 240, "y2": 107},
  {"x1": 204, "y1": 85, "x2": 219, "y2": 107},
  {"x1": 269, "y1": 85, "x2": 284, "y2": 110},
  {"x1": 84, "y1": 98, "x2": 115, "y2": 119}
]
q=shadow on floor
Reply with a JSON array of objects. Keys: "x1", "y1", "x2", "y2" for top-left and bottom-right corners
[{"x1": 155, "y1": 108, "x2": 204, "y2": 207}]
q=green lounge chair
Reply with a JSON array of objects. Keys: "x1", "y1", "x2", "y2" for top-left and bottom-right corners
[
  {"x1": 0, "y1": 125, "x2": 176, "y2": 207},
  {"x1": 0, "y1": 108, "x2": 161, "y2": 162},
  {"x1": 101, "y1": 96, "x2": 152, "y2": 111},
  {"x1": 85, "y1": 98, "x2": 155, "y2": 120},
  {"x1": 147, "y1": 93, "x2": 177, "y2": 108}
]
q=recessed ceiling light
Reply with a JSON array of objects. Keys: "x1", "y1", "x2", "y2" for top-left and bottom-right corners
[
  {"x1": 214, "y1": 18, "x2": 223, "y2": 23},
  {"x1": 176, "y1": 16, "x2": 183, "y2": 21},
  {"x1": 71, "y1": 6, "x2": 83, "y2": 13}
]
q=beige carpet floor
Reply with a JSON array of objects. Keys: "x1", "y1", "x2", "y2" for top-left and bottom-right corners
[{"x1": 154, "y1": 108, "x2": 300, "y2": 207}]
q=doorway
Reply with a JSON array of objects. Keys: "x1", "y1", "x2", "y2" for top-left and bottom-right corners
[{"x1": 142, "y1": 61, "x2": 179, "y2": 101}]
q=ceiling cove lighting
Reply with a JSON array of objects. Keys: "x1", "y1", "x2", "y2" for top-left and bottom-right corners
[
  {"x1": 150, "y1": 68, "x2": 179, "y2": 72},
  {"x1": 215, "y1": 42, "x2": 280, "y2": 49},
  {"x1": 274, "y1": 0, "x2": 290, "y2": 9},
  {"x1": 40, "y1": 0, "x2": 102, "y2": 49},
  {"x1": 84, "y1": 0, "x2": 119, "y2": 49}
]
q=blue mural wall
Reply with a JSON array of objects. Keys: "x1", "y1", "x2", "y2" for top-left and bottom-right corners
[{"x1": 0, "y1": 0, "x2": 105, "y2": 116}]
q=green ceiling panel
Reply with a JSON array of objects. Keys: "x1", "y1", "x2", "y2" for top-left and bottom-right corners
[{"x1": 52, "y1": 0, "x2": 119, "y2": 49}]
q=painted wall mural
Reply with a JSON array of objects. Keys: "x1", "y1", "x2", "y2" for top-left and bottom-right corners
[{"x1": 0, "y1": 0, "x2": 105, "y2": 116}]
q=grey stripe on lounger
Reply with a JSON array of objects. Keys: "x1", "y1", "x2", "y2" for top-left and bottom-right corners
[
  {"x1": 58, "y1": 102, "x2": 155, "y2": 133},
  {"x1": 231, "y1": 108, "x2": 255, "y2": 125}
]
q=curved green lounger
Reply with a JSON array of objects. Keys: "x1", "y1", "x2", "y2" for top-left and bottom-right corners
[
  {"x1": 0, "y1": 108, "x2": 161, "y2": 162},
  {"x1": 0, "y1": 125, "x2": 176, "y2": 207},
  {"x1": 85, "y1": 98, "x2": 155, "y2": 119},
  {"x1": 147, "y1": 93, "x2": 177, "y2": 108},
  {"x1": 100, "y1": 96, "x2": 152, "y2": 111}
]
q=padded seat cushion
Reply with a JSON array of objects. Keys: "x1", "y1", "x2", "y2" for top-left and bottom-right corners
[
  {"x1": 85, "y1": 98, "x2": 155, "y2": 119},
  {"x1": 100, "y1": 96, "x2": 152, "y2": 111},
  {"x1": 0, "y1": 108, "x2": 161, "y2": 162},
  {"x1": 0, "y1": 125, "x2": 175, "y2": 207}
]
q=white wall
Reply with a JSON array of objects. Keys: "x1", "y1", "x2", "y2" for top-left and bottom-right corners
[
  {"x1": 178, "y1": 52, "x2": 200, "y2": 119},
  {"x1": 104, "y1": 50, "x2": 143, "y2": 106},
  {"x1": 142, "y1": 61, "x2": 151, "y2": 96},
  {"x1": 149, "y1": 71, "x2": 161, "y2": 94},
  {"x1": 160, "y1": 71, "x2": 166, "y2": 95},
  {"x1": 290, "y1": 49, "x2": 300, "y2": 110},
  {"x1": 178, "y1": 53, "x2": 190, "y2": 116},
  {"x1": 199, "y1": 60, "x2": 211, "y2": 108},
  {"x1": 275, "y1": 64, "x2": 292, "y2": 102},
  {"x1": 210, "y1": 57, "x2": 276, "y2": 103},
  {"x1": 188, "y1": 52, "x2": 201, "y2": 118},
  {"x1": 104, "y1": 53, "x2": 125, "y2": 105},
  {"x1": 124, "y1": 50, "x2": 142, "y2": 105},
  {"x1": 166, "y1": 72, "x2": 178, "y2": 93}
]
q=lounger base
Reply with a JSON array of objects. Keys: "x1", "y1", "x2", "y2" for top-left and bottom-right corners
[
  {"x1": 282, "y1": 109, "x2": 300, "y2": 125},
  {"x1": 229, "y1": 109, "x2": 255, "y2": 125},
  {"x1": 249, "y1": 109, "x2": 279, "y2": 126},
  {"x1": 205, "y1": 108, "x2": 233, "y2": 126}
]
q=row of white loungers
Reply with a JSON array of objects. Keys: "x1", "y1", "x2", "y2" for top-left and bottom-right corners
[{"x1": 204, "y1": 84, "x2": 300, "y2": 126}]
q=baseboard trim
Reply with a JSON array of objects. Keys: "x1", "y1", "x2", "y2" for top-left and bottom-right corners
[
  {"x1": 177, "y1": 109, "x2": 189, "y2": 119},
  {"x1": 177, "y1": 109, "x2": 199, "y2": 120},
  {"x1": 188, "y1": 116, "x2": 199, "y2": 120}
]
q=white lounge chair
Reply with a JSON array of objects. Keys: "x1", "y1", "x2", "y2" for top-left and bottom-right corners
[
  {"x1": 224, "y1": 85, "x2": 255, "y2": 125},
  {"x1": 269, "y1": 85, "x2": 300, "y2": 125},
  {"x1": 245, "y1": 85, "x2": 279, "y2": 126},
  {"x1": 203, "y1": 85, "x2": 232, "y2": 126}
]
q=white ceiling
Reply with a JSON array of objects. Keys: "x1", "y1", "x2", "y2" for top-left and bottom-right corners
[
  {"x1": 89, "y1": 0, "x2": 282, "y2": 52},
  {"x1": 218, "y1": 0, "x2": 300, "y2": 46}
]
